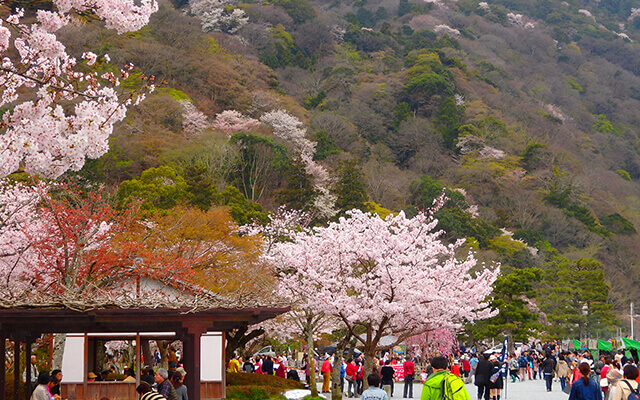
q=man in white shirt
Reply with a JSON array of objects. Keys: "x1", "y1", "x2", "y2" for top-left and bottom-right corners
[{"x1": 23, "y1": 355, "x2": 38, "y2": 388}]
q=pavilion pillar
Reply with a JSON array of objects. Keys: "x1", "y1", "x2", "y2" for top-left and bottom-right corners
[
  {"x1": 182, "y1": 323, "x2": 208, "y2": 400},
  {"x1": 0, "y1": 332, "x2": 6, "y2": 400},
  {"x1": 24, "y1": 336, "x2": 33, "y2": 400},
  {"x1": 13, "y1": 337, "x2": 20, "y2": 400}
]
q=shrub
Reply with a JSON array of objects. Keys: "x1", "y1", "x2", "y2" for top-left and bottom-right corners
[
  {"x1": 226, "y1": 373, "x2": 304, "y2": 389},
  {"x1": 226, "y1": 386, "x2": 281, "y2": 400},
  {"x1": 615, "y1": 169, "x2": 632, "y2": 181},
  {"x1": 513, "y1": 229, "x2": 545, "y2": 247},
  {"x1": 600, "y1": 213, "x2": 636, "y2": 234}
]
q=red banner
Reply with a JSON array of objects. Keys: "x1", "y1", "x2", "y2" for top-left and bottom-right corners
[{"x1": 391, "y1": 365, "x2": 405, "y2": 381}]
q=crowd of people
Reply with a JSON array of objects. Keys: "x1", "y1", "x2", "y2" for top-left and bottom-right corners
[
  {"x1": 227, "y1": 349, "x2": 468, "y2": 400},
  {"x1": 25, "y1": 353, "x2": 189, "y2": 400},
  {"x1": 464, "y1": 341, "x2": 640, "y2": 400}
]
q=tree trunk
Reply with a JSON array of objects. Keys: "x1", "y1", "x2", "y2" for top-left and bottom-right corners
[
  {"x1": 156, "y1": 340, "x2": 170, "y2": 370},
  {"x1": 307, "y1": 328, "x2": 318, "y2": 397},
  {"x1": 362, "y1": 351, "x2": 375, "y2": 391},
  {"x1": 51, "y1": 334, "x2": 66, "y2": 370},
  {"x1": 142, "y1": 340, "x2": 153, "y2": 368},
  {"x1": 330, "y1": 334, "x2": 351, "y2": 400},
  {"x1": 225, "y1": 327, "x2": 265, "y2": 364}
]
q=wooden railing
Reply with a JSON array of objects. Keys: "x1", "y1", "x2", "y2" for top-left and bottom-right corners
[{"x1": 61, "y1": 381, "x2": 223, "y2": 400}]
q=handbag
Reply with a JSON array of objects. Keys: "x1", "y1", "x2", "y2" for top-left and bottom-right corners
[
  {"x1": 489, "y1": 371, "x2": 500, "y2": 383},
  {"x1": 563, "y1": 383, "x2": 571, "y2": 394},
  {"x1": 600, "y1": 377, "x2": 608, "y2": 388}
]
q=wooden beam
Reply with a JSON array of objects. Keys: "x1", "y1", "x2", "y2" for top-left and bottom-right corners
[
  {"x1": 0, "y1": 332, "x2": 5, "y2": 400},
  {"x1": 13, "y1": 338, "x2": 19, "y2": 400},
  {"x1": 182, "y1": 323, "x2": 207, "y2": 400},
  {"x1": 24, "y1": 337, "x2": 32, "y2": 400},
  {"x1": 135, "y1": 332, "x2": 141, "y2": 385}
]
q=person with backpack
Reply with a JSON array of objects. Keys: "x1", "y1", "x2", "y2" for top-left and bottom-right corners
[
  {"x1": 420, "y1": 356, "x2": 470, "y2": 400},
  {"x1": 611, "y1": 364, "x2": 640, "y2": 400},
  {"x1": 518, "y1": 352, "x2": 528, "y2": 381},
  {"x1": 508, "y1": 354, "x2": 519, "y2": 383},
  {"x1": 569, "y1": 363, "x2": 603, "y2": 400}
]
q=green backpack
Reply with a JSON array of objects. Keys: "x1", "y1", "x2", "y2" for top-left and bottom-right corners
[{"x1": 440, "y1": 373, "x2": 466, "y2": 400}]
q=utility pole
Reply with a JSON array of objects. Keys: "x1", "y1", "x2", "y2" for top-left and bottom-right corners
[{"x1": 632, "y1": 302, "x2": 635, "y2": 340}]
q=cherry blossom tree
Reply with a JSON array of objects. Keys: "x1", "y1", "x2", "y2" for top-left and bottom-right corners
[
  {"x1": 189, "y1": 0, "x2": 249, "y2": 34},
  {"x1": 267, "y1": 208, "x2": 499, "y2": 383},
  {"x1": 405, "y1": 327, "x2": 458, "y2": 357},
  {"x1": 260, "y1": 109, "x2": 337, "y2": 217},
  {"x1": 247, "y1": 207, "x2": 335, "y2": 396},
  {"x1": 180, "y1": 99, "x2": 210, "y2": 137},
  {"x1": 212, "y1": 110, "x2": 260, "y2": 136},
  {"x1": 0, "y1": 0, "x2": 158, "y2": 178}
]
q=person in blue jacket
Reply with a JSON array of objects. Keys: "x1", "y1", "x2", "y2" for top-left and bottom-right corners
[{"x1": 569, "y1": 363, "x2": 603, "y2": 400}]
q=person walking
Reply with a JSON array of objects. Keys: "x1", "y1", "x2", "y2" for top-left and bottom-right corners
[
  {"x1": 541, "y1": 353, "x2": 556, "y2": 392},
  {"x1": 420, "y1": 356, "x2": 470, "y2": 400},
  {"x1": 508, "y1": 355, "x2": 519, "y2": 383},
  {"x1": 380, "y1": 360, "x2": 395, "y2": 399},
  {"x1": 601, "y1": 356, "x2": 612, "y2": 400},
  {"x1": 346, "y1": 358, "x2": 358, "y2": 398},
  {"x1": 469, "y1": 354, "x2": 479, "y2": 384},
  {"x1": 518, "y1": 352, "x2": 528, "y2": 382},
  {"x1": 488, "y1": 357, "x2": 503, "y2": 400},
  {"x1": 475, "y1": 354, "x2": 493, "y2": 400},
  {"x1": 403, "y1": 355, "x2": 415, "y2": 398},
  {"x1": 569, "y1": 363, "x2": 603, "y2": 400},
  {"x1": 556, "y1": 355, "x2": 571, "y2": 392},
  {"x1": 23, "y1": 355, "x2": 38, "y2": 392},
  {"x1": 611, "y1": 364, "x2": 640, "y2": 400},
  {"x1": 321, "y1": 356, "x2": 332, "y2": 393}
]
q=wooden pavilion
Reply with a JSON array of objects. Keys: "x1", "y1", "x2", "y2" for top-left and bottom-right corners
[{"x1": 0, "y1": 305, "x2": 287, "y2": 400}]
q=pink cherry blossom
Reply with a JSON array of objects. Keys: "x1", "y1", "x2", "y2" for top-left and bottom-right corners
[
  {"x1": 0, "y1": 1, "x2": 158, "y2": 179},
  {"x1": 266, "y1": 208, "x2": 499, "y2": 376},
  {"x1": 212, "y1": 109, "x2": 259, "y2": 136}
]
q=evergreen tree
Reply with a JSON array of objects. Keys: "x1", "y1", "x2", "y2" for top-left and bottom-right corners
[
  {"x1": 276, "y1": 158, "x2": 318, "y2": 211},
  {"x1": 538, "y1": 257, "x2": 617, "y2": 339},
  {"x1": 332, "y1": 160, "x2": 369, "y2": 214},
  {"x1": 467, "y1": 267, "x2": 542, "y2": 349},
  {"x1": 184, "y1": 164, "x2": 217, "y2": 211}
]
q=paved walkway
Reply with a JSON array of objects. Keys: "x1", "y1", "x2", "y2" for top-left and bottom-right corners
[{"x1": 317, "y1": 378, "x2": 571, "y2": 400}]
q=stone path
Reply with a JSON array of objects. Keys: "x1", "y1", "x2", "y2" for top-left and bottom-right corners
[{"x1": 314, "y1": 377, "x2": 571, "y2": 400}]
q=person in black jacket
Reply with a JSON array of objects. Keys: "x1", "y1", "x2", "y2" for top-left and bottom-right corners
[
  {"x1": 541, "y1": 355, "x2": 556, "y2": 392},
  {"x1": 262, "y1": 356, "x2": 274, "y2": 375},
  {"x1": 475, "y1": 354, "x2": 493, "y2": 400}
]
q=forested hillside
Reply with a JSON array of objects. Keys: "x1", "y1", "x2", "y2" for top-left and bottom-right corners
[{"x1": 56, "y1": 0, "x2": 640, "y2": 340}]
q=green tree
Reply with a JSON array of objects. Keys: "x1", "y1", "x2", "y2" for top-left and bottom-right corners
[
  {"x1": 117, "y1": 165, "x2": 188, "y2": 212},
  {"x1": 435, "y1": 207, "x2": 501, "y2": 248},
  {"x1": 538, "y1": 258, "x2": 617, "y2": 339},
  {"x1": 409, "y1": 175, "x2": 467, "y2": 210},
  {"x1": 276, "y1": 158, "x2": 318, "y2": 211},
  {"x1": 313, "y1": 131, "x2": 340, "y2": 160},
  {"x1": 184, "y1": 164, "x2": 217, "y2": 211},
  {"x1": 434, "y1": 97, "x2": 464, "y2": 149},
  {"x1": 219, "y1": 186, "x2": 269, "y2": 225},
  {"x1": 272, "y1": 0, "x2": 316, "y2": 23},
  {"x1": 468, "y1": 268, "x2": 542, "y2": 350},
  {"x1": 593, "y1": 114, "x2": 617, "y2": 134},
  {"x1": 230, "y1": 132, "x2": 289, "y2": 203},
  {"x1": 332, "y1": 160, "x2": 369, "y2": 214}
]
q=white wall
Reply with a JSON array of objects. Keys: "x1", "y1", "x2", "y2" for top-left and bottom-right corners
[
  {"x1": 61, "y1": 334, "x2": 85, "y2": 383},
  {"x1": 201, "y1": 332, "x2": 223, "y2": 381}
]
